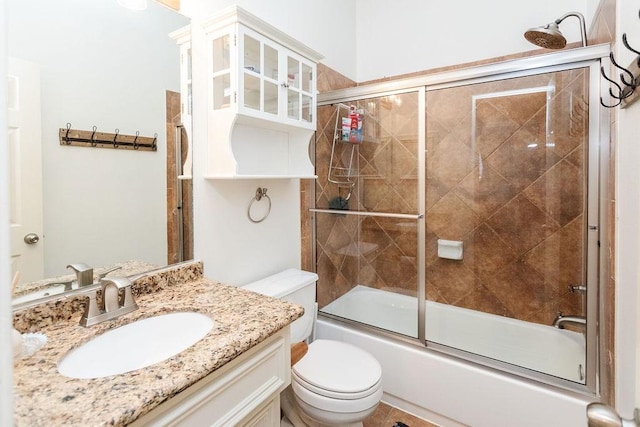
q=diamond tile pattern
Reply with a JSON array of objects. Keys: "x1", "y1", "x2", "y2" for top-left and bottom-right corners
[
  {"x1": 426, "y1": 69, "x2": 588, "y2": 325},
  {"x1": 315, "y1": 68, "x2": 588, "y2": 327}
]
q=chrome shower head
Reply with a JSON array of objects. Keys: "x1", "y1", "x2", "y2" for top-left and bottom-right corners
[
  {"x1": 524, "y1": 22, "x2": 567, "y2": 49},
  {"x1": 524, "y1": 12, "x2": 587, "y2": 50}
]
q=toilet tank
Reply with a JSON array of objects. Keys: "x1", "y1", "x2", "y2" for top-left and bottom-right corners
[{"x1": 242, "y1": 269, "x2": 318, "y2": 343}]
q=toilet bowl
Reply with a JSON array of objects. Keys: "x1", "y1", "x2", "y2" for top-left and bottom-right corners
[
  {"x1": 242, "y1": 269, "x2": 383, "y2": 427},
  {"x1": 289, "y1": 339, "x2": 382, "y2": 426}
]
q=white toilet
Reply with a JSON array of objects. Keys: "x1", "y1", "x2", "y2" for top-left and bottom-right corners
[{"x1": 243, "y1": 269, "x2": 383, "y2": 427}]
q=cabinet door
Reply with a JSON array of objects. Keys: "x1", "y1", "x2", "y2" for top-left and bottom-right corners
[
  {"x1": 238, "y1": 27, "x2": 281, "y2": 119},
  {"x1": 209, "y1": 30, "x2": 233, "y2": 111},
  {"x1": 282, "y1": 51, "x2": 315, "y2": 127}
]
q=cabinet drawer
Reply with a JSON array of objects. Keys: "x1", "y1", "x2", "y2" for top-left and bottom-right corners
[{"x1": 132, "y1": 328, "x2": 291, "y2": 427}]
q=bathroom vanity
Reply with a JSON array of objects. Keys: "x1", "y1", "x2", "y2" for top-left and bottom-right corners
[{"x1": 12, "y1": 261, "x2": 302, "y2": 426}]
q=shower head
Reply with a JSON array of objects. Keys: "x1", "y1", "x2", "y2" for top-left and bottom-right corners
[
  {"x1": 524, "y1": 12, "x2": 587, "y2": 49},
  {"x1": 524, "y1": 22, "x2": 567, "y2": 49}
]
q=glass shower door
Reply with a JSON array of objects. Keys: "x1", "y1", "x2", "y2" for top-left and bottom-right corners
[
  {"x1": 424, "y1": 67, "x2": 592, "y2": 383},
  {"x1": 315, "y1": 92, "x2": 422, "y2": 338}
]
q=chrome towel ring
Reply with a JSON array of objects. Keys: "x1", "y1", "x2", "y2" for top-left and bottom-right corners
[{"x1": 248, "y1": 187, "x2": 271, "y2": 223}]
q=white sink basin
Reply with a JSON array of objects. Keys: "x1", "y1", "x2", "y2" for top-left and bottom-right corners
[
  {"x1": 58, "y1": 312, "x2": 214, "y2": 379},
  {"x1": 13, "y1": 284, "x2": 68, "y2": 305}
]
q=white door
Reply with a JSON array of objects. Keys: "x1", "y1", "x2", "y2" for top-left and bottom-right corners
[{"x1": 8, "y1": 58, "x2": 44, "y2": 285}]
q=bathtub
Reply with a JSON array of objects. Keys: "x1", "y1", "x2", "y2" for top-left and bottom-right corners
[{"x1": 317, "y1": 285, "x2": 594, "y2": 427}]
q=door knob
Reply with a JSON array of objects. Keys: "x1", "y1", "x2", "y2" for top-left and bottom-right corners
[{"x1": 23, "y1": 233, "x2": 40, "y2": 244}]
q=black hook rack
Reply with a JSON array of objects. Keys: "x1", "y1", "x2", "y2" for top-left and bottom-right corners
[
  {"x1": 601, "y1": 9, "x2": 640, "y2": 108},
  {"x1": 59, "y1": 124, "x2": 158, "y2": 152}
]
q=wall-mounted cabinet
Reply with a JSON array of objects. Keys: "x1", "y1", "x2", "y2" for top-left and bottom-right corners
[{"x1": 200, "y1": 6, "x2": 324, "y2": 179}]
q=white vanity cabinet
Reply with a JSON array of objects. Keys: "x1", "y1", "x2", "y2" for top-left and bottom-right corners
[
  {"x1": 197, "y1": 5, "x2": 323, "y2": 179},
  {"x1": 130, "y1": 328, "x2": 291, "y2": 427}
]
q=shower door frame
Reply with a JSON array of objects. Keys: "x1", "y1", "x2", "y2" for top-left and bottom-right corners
[{"x1": 315, "y1": 43, "x2": 610, "y2": 396}]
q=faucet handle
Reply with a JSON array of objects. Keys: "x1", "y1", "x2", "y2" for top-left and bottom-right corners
[
  {"x1": 79, "y1": 290, "x2": 101, "y2": 327},
  {"x1": 97, "y1": 266, "x2": 122, "y2": 281},
  {"x1": 100, "y1": 277, "x2": 138, "y2": 313},
  {"x1": 100, "y1": 276, "x2": 132, "y2": 289},
  {"x1": 67, "y1": 262, "x2": 94, "y2": 287}
]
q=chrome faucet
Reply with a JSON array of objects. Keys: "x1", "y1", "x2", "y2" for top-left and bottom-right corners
[
  {"x1": 78, "y1": 276, "x2": 140, "y2": 327},
  {"x1": 552, "y1": 312, "x2": 586, "y2": 330}
]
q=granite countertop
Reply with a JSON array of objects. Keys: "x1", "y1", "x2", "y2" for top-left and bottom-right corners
[{"x1": 12, "y1": 261, "x2": 303, "y2": 426}]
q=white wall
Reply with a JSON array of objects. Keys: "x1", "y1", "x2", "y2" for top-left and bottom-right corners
[
  {"x1": 195, "y1": 178, "x2": 302, "y2": 285},
  {"x1": 614, "y1": 0, "x2": 640, "y2": 418},
  {"x1": 354, "y1": 0, "x2": 589, "y2": 82},
  {"x1": 7, "y1": 0, "x2": 187, "y2": 277}
]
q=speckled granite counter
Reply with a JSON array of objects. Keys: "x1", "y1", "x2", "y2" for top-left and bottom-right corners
[{"x1": 12, "y1": 260, "x2": 303, "y2": 426}]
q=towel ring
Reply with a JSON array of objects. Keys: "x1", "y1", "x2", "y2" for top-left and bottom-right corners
[{"x1": 248, "y1": 187, "x2": 271, "y2": 223}]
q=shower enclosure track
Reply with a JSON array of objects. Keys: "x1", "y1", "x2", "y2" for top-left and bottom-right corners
[{"x1": 310, "y1": 208, "x2": 422, "y2": 220}]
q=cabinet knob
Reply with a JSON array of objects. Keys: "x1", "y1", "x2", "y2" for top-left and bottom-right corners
[{"x1": 281, "y1": 82, "x2": 290, "y2": 88}]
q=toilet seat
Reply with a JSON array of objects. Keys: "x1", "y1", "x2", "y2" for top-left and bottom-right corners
[
  {"x1": 291, "y1": 339, "x2": 383, "y2": 414},
  {"x1": 293, "y1": 340, "x2": 382, "y2": 394},
  {"x1": 292, "y1": 378, "x2": 383, "y2": 414},
  {"x1": 292, "y1": 371, "x2": 382, "y2": 400}
]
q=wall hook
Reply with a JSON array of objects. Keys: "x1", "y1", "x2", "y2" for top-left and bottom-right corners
[
  {"x1": 600, "y1": 8, "x2": 640, "y2": 108},
  {"x1": 64, "y1": 122, "x2": 72, "y2": 144},
  {"x1": 133, "y1": 131, "x2": 140, "y2": 150},
  {"x1": 113, "y1": 128, "x2": 120, "y2": 148},
  {"x1": 90, "y1": 125, "x2": 98, "y2": 147},
  {"x1": 610, "y1": 52, "x2": 637, "y2": 88}
]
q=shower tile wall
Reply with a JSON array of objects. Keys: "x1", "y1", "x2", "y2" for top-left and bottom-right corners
[{"x1": 426, "y1": 70, "x2": 588, "y2": 325}]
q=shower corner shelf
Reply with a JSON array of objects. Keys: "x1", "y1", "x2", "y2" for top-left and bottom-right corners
[{"x1": 328, "y1": 103, "x2": 380, "y2": 186}]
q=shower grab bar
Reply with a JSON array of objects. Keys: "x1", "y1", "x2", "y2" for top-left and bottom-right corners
[{"x1": 310, "y1": 208, "x2": 423, "y2": 220}]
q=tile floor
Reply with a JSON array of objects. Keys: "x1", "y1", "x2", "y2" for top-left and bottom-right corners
[{"x1": 363, "y1": 402, "x2": 439, "y2": 427}]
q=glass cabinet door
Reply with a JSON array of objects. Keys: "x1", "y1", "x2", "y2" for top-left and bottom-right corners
[
  {"x1": 209, "y1": 25, "x2": 316, "y2": 128},
  {"x1": 285, "y1": 54, "x2": 314, "y2": 125},
  {"x1": 211, "y1": 33, "x2": 231, "y2": 110},
  {"x1": 286, "y1": 55, "x2": 300, "y2": 120},
  {"x1": 301, "y1": 63, "x2": 313, "y2": 122},
  {"x1": 242, "y1": 33, "x2": 261, "y2": 111},
  {"x1": 241, "y1": 30, "x2": 281, "y2": 118},
  {"x1": 264, "y1": 44, "x2": 279, "y2": 116}
]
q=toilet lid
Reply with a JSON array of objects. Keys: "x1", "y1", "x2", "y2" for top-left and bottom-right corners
[{"x1": 292, "y1": 340, "x2": 382, "y2": 394}]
